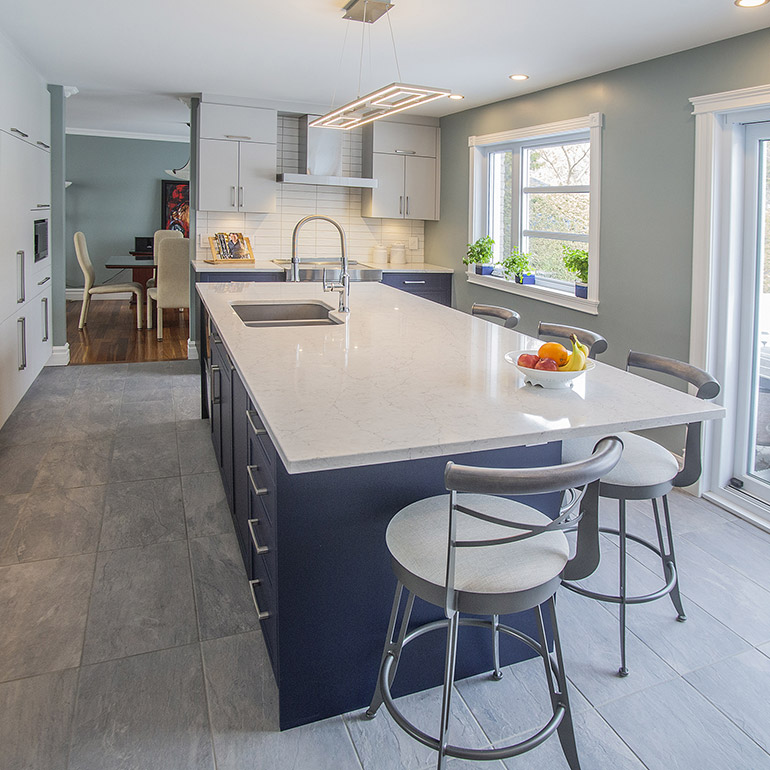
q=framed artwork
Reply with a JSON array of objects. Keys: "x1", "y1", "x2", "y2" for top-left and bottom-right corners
[
  {"x1": 161, "y1": 180, "x2": 190, "y2": 237},
  {"x1": 206, "y1": 232, "x2": 255, "y2": 264}
]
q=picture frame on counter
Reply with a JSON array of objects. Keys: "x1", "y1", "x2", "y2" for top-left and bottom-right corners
[{"x1": 206, "y1": 232, "x2": 255, "y2": 264}]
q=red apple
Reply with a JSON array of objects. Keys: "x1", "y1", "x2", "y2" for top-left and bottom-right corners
[
  {"x1": 517, "y1": 353, "x2": 540, "y2": 369},
  {"x1": 534, "y1": 357, "x2": 559, "y2": 371}
]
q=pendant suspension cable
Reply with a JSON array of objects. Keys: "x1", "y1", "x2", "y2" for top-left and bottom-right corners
[
  {"x1": 330, "y1": 20, "x2": 351, "y2": 112},
  {"x1": 386, "y1": 11, "x2": 402, "y2": 82},
  {"x1": 357, "y1": 1, "x2": 367, "y2": 97}
]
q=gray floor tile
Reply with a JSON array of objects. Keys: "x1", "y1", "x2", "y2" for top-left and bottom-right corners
[
  {"x1": 760, "y1": 642, "x2": 770, "y2": 659},
  {"x1": 0, "y1": 668, "x2": 78, "y2": 770},
  {"x1": 182, "y1": 471, "x2": 231, "y2": 538},
  {"x1": 99, "y1": 476, "x2": 186, "y2": 550},
  {"x1": 0, "y1": 403, "x2": 66, "y2": 447},
  {"x1": 600, "y1": 677, "x2": 770, "y2": 770},
  {"x1": 685, "y1": 649, "x2": 770, "y2": 754},
  {"x1": 1, "y1": 485, "x2": 105, "y2": 563},
  {"x1": 174, "y1": 389, "x2": 204, "y2": 430},
  {"x1": 178, "y1": 425, "x2": 218, "y2": 475},
  {"x1": 109, "y1": 431, "x2": 179, "y2": 483},
  {"x1": 34, "y1": 438, "x2": 113, "y2": 489},
  {"x1": 76, "y1": 363, "x2": 128, "y2": 379},
  {"x1": 189, "y1": 532, "x2": 258, "y2": 641},
  {"x1": 454, "y1": 656, "x2": 590, "y2": 745},
  {"x1": 500, "y1": 708, "x2": 646, "y2": 770},
  {"x1": 121, "y1": 376, "x2": 176, "y2": 406},
  {"x1": 117, "y1": 398, "x2": 177, "y2": 435},
  {"x1": 0, "y1": 553, "x2": 95, "y2": 682},
  {"x1": 56, "y1": 401, "x2": 121, "y2": 441},
  {"x1": 69, "y1": 644, "x2": 214, "y2": 770},
  {"x1": 0, "y1": 442, "x2": 48, "y2": 494},
  {"x1": 15, "y1": 374, "x2": 76, "y2": 412},
  {"x1": 202, "y1": 631, "x2": 361, "y2": 770},
  {"x1": 72, "y1": 376, "x2": 126, "y2": 405},
  {"x1": 0, "y1": 493, "x2": 27, "y2": 566},
  {"x1": 82, "y1": 540, "x2": 197, "y2": 664}
]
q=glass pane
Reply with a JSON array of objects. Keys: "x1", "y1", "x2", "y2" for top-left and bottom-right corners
[
  {"x1": 489, "y1": 150, "x2": 513, "y2": 260},
  {"x1": 525, "y1": 237, "x2": 587, "y2": 282},
  {"x1": 525, "y1": 142, "x2": 590, "y2": 187},
  {"x1": 525, "y1": 192, "x2": 589, "y2": 234}
]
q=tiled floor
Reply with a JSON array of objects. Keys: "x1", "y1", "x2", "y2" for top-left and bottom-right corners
[{"x1": 1, "y1": 362, "x2": 770, "y2": 769}]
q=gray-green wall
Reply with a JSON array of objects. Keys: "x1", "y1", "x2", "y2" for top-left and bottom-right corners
[
  {"x1": 427, "y1": 26, "x2": 770, "y2": 370},
  {"x1": 65, "y1": 134, "x2": 189, "y2": 287}
]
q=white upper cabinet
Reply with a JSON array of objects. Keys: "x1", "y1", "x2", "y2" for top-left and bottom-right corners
[
  {"x1": 199, "y1": 103, "x2": 277, "y2": 144},
  {"x1": 371, "y1": 122, "x2": 437, "y2": 158},
  {"x1": 198, "y1": 139, "x2": 240, "y2": 212},
  {"x1": 237, "y1": 141, "x2": 278, "y2": 214},
  {"x1": 0, "y1": 41, "x2": 50, "y2": 148}
]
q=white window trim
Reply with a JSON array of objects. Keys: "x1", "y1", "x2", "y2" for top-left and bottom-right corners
[
  {"x1": 689, "y1": 82, "x2": 770, "y2": 522},
  {"x1": 467, "y1": 112, "x2": 603, "y2": 315}
]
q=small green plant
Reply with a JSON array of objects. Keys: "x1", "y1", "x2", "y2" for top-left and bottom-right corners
[
  {"x1": 502, "y1": 248, "x2": 532, "y2": 281},
  {"x1": 562, "y1": 246, "x2": 588, "y2": 285},
  {"x1": 463, "y1": 235, "x2": 494, "y2": 266}
]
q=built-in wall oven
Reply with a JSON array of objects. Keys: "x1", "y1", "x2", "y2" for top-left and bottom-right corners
[{"x1": 33, "y1": 218, "x2": 48, "y2": 263}]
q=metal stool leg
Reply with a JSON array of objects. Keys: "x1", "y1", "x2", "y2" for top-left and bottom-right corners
[
  {"x1": 491, "y1": 614, "x2": 504, "y2": 680},
  {"x1": 437, "y1": 610, "x2": 460, "y2": 770},
  {"x1": 618, "y1": 499, "x2": 629, "y2": 677},
  {"x1": 653, "y1": 495, "x2": 687, "y2": 621},
  {"x1": 366, "y1": 582, "x2": 415, "y2": 718}
]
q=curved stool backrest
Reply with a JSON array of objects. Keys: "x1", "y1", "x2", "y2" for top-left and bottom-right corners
[
  {"x1": 626, "y1": 351, "x2": 720, "y2": 488},
  {"x1": 471, "y1": 303, "x2": 520, "y2": 329},
  {"x1": 538, "y1": 322, "x2": 607, "y2": 359}
]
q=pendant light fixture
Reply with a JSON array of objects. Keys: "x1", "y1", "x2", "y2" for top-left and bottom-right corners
[{"x1": 310, "y1": 0, "x2": 451, "y2": 130}]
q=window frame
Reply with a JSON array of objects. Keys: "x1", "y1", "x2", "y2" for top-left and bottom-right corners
[{"x1": 467, "y1": 113, "x2": 603, "y2": 315}]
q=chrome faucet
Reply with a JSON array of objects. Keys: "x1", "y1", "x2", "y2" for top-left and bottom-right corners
[{"x1": 289, "y1": 215, "x2": 350, "y2": 312}]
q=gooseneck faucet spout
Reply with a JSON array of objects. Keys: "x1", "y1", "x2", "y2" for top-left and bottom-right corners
[{"x1": 289, "y1": 215, "x2": 350, "y2": 312}]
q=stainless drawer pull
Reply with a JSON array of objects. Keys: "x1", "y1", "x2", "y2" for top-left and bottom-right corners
[
  {"x1": 230, "y1": 186, "x2": 236, "y2": 207},
  {"x1": 17, "y1": 317, "x2": 27, "y2": 370},
  {"x1": 399, "y1": 196, "x2": 403, "y2": 215},
  {"x1": 37, "y1": 141, "x2": 50, "y2": 149},
  {"x1": 37, "y1": 276, "x2": 51, "y2": 285},
  {"x1": 41, "y1": 297, "x2": 49, "y2": 342},
  {"x1": 225, "y1": 134, "x2": 252, "y2": 140},
  {"x1": 247, "y1": 465, "x2": 269, "y2": 497},
  {"x1": 17, "y1": 251, "x2": 25, "y2": 303},
  {"x1": 246, "y1": 410, "x2": 268, "y2": 437},
  {"x1": 394, "y1": 149, "x2": 416, "y2": 154},
  {"x1": 403, "y1": 280, "x2": 426, "y2": 285},
  {"x1": 210, "y1": 364, "x2": 221, "y2": 404},
  {"x1": 11, "y1": 127, "x2": 29, "y2": 138},
  {"x1": 248, "y1": 579, "x2": 271, "y2": 620},
  {"x1": 248, "y1": 518, "x2": 269, "y2": 554}
]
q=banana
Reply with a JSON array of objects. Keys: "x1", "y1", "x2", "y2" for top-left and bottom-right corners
[
  {"x1": 558, "y1": 335, "x2": 587, "y2": 372},
  {"x1": 575, "y1": 337, "x2": 590, "y2": 358}
]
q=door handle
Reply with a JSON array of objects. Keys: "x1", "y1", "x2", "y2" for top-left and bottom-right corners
[
  {"x1": 37, "y1": 141, "x2": 50, "y2": 149},
  {"x1": 247, "y1": 518, "x2": 270, "y2": 555},
  {"x1": 394, "y1": 149, "x2": 416, "y2": 155},
  {"x1": 247, "y1": 465, "x2": 269, "y2": 498},
  {"x1": 17, "y1": 251, "x2": 25, "y2": 303},
  {"x1": 399, "y1": 196, "x2": 403, "y2": 215},
  {"x1": 17, "y1": 317, "x2": 27, "y2": 370},
  {"x1": 246, "y1": 410, "x2": 268, "y2": 437},
  {"x1": 225, "y1": 134, "x2": 251, "y2": 140},
  {"x1": 11, "y1": 127, "x2": 29, "y2": 138},
  {"x1": 248, "y1": 580, "x2": 271, "y2": 620},
  {"x1": 403, "y1": 280, "x2": 426, "y2": 285},
  {"x1": 239, "y1": 186, "x2": 244, "y2": 207},
  {"x1": 211, "y1": 364, "x2": 221, "y2": 404},
  {"x1": 406, "y1": 196, "x2": 410, "y2": 216},
  {"x1": 37, "y1": 276, "x2": 50, "y2": 285},
  {"x1": 41, "y1": 297, "x2": 49, "y2": 342},
  {"x1": 230, "y1": 186, "x2": 236, "y2": 207}
]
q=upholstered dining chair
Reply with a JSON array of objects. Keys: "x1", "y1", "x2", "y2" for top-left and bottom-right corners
[
  {"x1": 74, "y1": 231, "x2": 144, "y2": 330},
  {"x1": 147, "y1": 237, "x2": 190, "y2": 339},
  {"x1": 146, "y1": 229, "x2": 183, "y2": 290}
]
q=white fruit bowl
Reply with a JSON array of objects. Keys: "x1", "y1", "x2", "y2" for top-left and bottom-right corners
[{"x1": 504, "y1": 350, "x2": 595, "y2": 389}]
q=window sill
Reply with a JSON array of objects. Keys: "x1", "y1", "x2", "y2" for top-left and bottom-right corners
[{"x1": 466, "y1": 272, "x2": 599, "y2": 315}]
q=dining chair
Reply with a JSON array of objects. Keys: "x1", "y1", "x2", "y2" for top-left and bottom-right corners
[
  {"x1": 74, "y1": 232, "x2": 144, "y2": 330},
  {"x1": 146, "y1": 229, "x2": 183, "y2": 290},
  {"x1": 560, "y1": 352, "x2": 720, "y2": 676},
  {"x1": 366, "y1": 437, "x2": 623, "y2": 770},
  {"x1": 147, "y1": 237, "x2": 190, "y2": 339},
  {"x1": 471, "y1": 303, "x2": 521, "y2": 329},
  {"x1": 537, "y1": 322, "x2": 607, "y2": 359}
]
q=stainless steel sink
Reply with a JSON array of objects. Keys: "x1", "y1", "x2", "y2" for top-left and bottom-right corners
[
  {"x1": 271, "y1": 259, "x2": 382, "y2": 282},
  {"x1": 230, "y1": 301, "x2": 342, "y2": 327}
]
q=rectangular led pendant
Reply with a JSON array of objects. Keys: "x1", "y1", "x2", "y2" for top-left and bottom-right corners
[{"x1": 310, "y1": 83, "x2": 450, "y2": 130}]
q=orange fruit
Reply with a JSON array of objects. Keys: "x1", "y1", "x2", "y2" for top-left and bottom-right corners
[{"x1": 538, "y1": 342, "x2": 569, "y2": 366}]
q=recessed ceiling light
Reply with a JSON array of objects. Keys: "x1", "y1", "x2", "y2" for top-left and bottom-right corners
[
  {"x1": 735, "y1": 0, "x2": 769, "y2": 6},
  {"x1": 449, "y1": 94, "x2": 465, "y2": 100},
  {"x1": 509, "y1": 74, "x2": 529, "y2": 81}
]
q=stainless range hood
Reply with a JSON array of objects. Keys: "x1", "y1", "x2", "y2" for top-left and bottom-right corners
[{"x1": 276, "y1": 115, "x2": 377, "y2": 189}]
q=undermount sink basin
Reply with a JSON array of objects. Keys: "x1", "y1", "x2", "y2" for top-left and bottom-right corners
[{"x1": 231, "y1": 301, "x2": 342, "y2": 327}]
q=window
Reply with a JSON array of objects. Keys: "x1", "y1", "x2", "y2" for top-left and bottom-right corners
[{"x1": 468, "y1": 113, "x2": 602, "y2": 313}]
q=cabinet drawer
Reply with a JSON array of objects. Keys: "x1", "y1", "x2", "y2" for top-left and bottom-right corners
[
  {"x1": 247, "y1": 408, "x2": 277, "y2": 481},
  {"x1": 200, "y1": 103, "x2": 277, "y2": 144},
  {"x1": 248, "y1": 487, "x2": 276, "y2": 587},
  {"x1": 371, "y1": 122, "x2": 437, "y2": 157},
  {"x1": 381, "y1": 272, "x2": 449, "y2": 292},
  {"x1": 247, "y1": 452, "x2": 276, "y2": 528}
]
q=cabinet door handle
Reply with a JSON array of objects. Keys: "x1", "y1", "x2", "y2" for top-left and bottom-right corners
[
  {"x1": 394, "y1": 149, "x2": 416, "y2": 154},
  {"x1": 41, "y1": 297, "x2": 49, "y2": 342},
  {"x1": 36, "y1": 203, "x2": 49, "y2": 208},
  {"x1": 399, "y1": 196, "x2": 403, "y2": 215},
  {"x1": 37, "y1": 276, "x2": 50, "y2": 285},
  {"x1": 11, "y1": 127, "x2": 29, "y2": 138},
  {"x1": 403, "y1": 280, "x2": 426, "y2": 285},
  {"x1": 211, "y1": 364, "x2": 221, "y2": 404},
  {"x1": 246, "y1": 410, "x2": 268, "y2": 437},
  {"x1": 248, "y1": 580, "x2": 271, "y2": 620},
  {"x1": 247, "y1": 465, "x2": 269, "y2": 497},
  {"x1": 406, "y1": 196, "x2": 410, "y2": 216},
  {"x1": 225, "y1": 134, "x2": 251, "y2": 140},
  {"x1": 36, "y1": 141, "x2": 50, "y2": 149},
  {"x1": 230, "y1": 186, "x2": 236, "y2": 207},
  {"x1": 17, "y1": 251, "x2": 25, "y2": 303},
  {"x1": 17, "y1": 317, "x2": 27, "y2": 370},
  {"x1": 239, "y1": 186, "x2": 244, "y2": 207},
  {"x1": 248, "y1": 518, "x2": 270, "y2": 555}
]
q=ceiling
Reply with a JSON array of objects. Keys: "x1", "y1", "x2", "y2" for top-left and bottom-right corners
[{"x1": 2, "y1": 0, "x2": 769, "y2": 139}]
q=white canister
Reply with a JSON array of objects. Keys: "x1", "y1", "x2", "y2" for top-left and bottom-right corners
[
  {"x1": 371, "y1": 244, "x2": 388, "y2": 264},
  {"x1": 389, "y1": 242, "x2": 406, "y2": 264}
]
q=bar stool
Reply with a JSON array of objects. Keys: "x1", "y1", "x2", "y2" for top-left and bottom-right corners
[
  {"x1": 537, "y1": 322, "x2": 607, "y2": 359},
  {"x1": 366, "y1": 437, "x2": 623, "y2": 770},
  {"x1": 472, "y1": 303, "x2": 520, "y2": 329},
  {"x1": 561, "y1": 352, "x2": 720, "y2": 676}
]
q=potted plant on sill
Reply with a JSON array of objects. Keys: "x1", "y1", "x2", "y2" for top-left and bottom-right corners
[
  {"x1": 562, "y1": 246, "x2": 589, "y2": 298},
  {"x1": 464, "y1": 235, "x2": 495, "y2": 275},
  {"x1": 502, "y1": 248, "x2": 535, "y2": 285}
]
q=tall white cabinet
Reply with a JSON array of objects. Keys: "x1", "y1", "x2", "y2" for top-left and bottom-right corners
[{"x1": 0, "y1": 39, "x2": 52, "y2": 429}]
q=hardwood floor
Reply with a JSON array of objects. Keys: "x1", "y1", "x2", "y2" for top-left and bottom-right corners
[{"x1": 66, "y1": 299, "x2": 190, "y2": 364}]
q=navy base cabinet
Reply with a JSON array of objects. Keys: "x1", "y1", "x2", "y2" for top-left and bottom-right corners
[{"x1": 381, "y1": 271, "x2": 451, "y2": 306}]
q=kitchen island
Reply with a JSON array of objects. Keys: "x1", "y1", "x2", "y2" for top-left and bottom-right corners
[{"x1": 196, "y1": 280, "x2": 723, "y2": 730}]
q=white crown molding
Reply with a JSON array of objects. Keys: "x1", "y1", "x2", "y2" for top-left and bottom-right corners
[
  {"x1": 46, "y1": 343, "x2": 70, "y2": 367},
  {"x1": 65, "y1": 127, "x2": 189, "y2": 143},
  {"x1": 63, "y1": 86, "x2": 79, "y2": 98},
  {"x1": 469, "y1": 112, "x2": 602, "y2": 148},
  {"x1": 690, "y1": 83, "x2": 770, "y2": 115}
]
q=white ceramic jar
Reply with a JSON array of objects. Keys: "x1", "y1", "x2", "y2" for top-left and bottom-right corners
[
  {"x1": 371, "y1": 244, "x2": 388, "y2": 264},
  {"x1": 389, "y1": 242, "x2": 406, "y2": 264}
]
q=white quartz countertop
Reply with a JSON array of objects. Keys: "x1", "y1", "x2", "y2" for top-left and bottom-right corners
[
  {"x1": 197, "y1": 281, "x2": 724, "y2": 474},
  {"x1": 192, "y1": 260, "x2": 453, "y2": 274}
]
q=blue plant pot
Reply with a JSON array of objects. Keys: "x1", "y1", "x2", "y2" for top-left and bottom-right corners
[
  {"x1": 516, "y1": 274, "x2": 535, "y2": 285},
  {"x1": 575, "y1": 283, "x2": 588, "y2": 299},
  {"x1": 475, "y1": 264, "x2": 494, "y2": 275}
]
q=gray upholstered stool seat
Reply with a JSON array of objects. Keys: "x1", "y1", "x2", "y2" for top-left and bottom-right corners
[
  {"x1": 562, "y1": 432, "x2": 679, "y2": 490},
  {"x1": 387, "y1": 494, "x2": 569, "y2": 614}
]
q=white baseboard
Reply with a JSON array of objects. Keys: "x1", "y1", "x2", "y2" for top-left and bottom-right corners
[
  {"x1": 46, "y1": 343, "x2": 70, "y2": 367},
  {"x1": 187, "y1": 339, "x2": 199, "y2": 359},
  {"x1": 65, "y1": 289, "x2": 132, "y2": 301}
]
